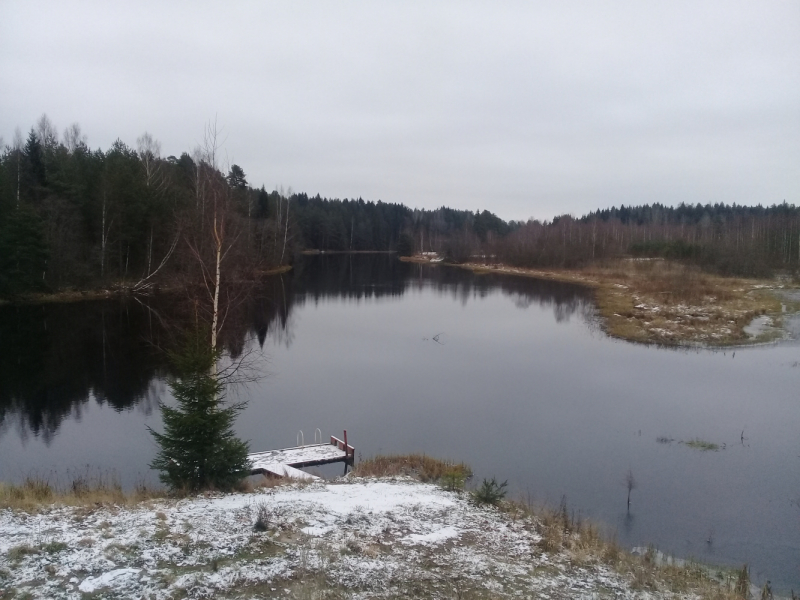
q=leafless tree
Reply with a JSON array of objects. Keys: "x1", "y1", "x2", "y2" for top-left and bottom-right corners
[
  {"x1": 136, "y1": 132, "x2": 163, "y2": 190},
  {"x1": 280, "y1": 186, "x2": 292, "y2": 265},
  {"x1": 63, "y1": 123, "x2": 87, "y2": 152},
  {"x1": 136, "y1": 132, "x2": 170, "y2": 278},
  {"x1": 35, "y1": 114, "x2": 58, "y2": 150},
  {"x1": 184, "y1": 120, "x2": 243, "y2": 357}
]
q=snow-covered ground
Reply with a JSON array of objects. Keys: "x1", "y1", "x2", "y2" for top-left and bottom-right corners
[{"x1": 1, "y1": 478, "x2": 697, "y2": 599}]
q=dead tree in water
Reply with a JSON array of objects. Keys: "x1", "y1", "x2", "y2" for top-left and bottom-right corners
[{"x1": 625, "y1": 469, "x2": 637, "y2": 512}]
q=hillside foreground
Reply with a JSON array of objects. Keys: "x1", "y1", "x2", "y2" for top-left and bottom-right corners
[{"x1": 0, "y1": 476, "x2": 758, "y2": 600}]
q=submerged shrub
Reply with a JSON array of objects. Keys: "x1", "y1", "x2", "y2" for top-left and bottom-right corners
[{"x1": 683, "y1": 438, "x2": 720, "y2": 452}]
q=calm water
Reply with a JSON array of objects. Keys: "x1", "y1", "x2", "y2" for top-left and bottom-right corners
[{"x1": 1, "y1": 255, "x2": 798, "y2": 591}]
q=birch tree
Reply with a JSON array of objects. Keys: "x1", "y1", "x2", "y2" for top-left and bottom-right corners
[
  {"x1": 134, "y1": 132, "x2": 174, "y2": 285},
  {"x1": 63, "y1": 123, "x2": 87, "y2": 153},
  {"x1": 185, "y1": 120, "x2": 242, "y2": 354}
]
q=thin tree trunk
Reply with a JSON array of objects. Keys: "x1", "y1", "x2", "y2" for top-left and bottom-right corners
[
  {"x1": 147, "y1": 225, "x2": 153, "y2": 276},
  {"x1": 16, "y1": 150, "x2": 20, "y2": 209},
  {"x1": 274, "y1": 196, "x2": 281, "y2": 254},
  {"x1": 280, "y1": 197, "x2": 290, "y2": 265},
  {"x1": 100, "y1": 191, "x2": 109, "y2": 279},
  {"x1": 211, "y1": 212, "x2": 222, "y2": 356}
]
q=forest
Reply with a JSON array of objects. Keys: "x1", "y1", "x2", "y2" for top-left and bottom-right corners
[{"x1": 1, "y1": 115, "x2": 798, "y2": 298}]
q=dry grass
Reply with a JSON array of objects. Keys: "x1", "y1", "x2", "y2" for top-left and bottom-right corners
[
  {"x1": 458, "y1": 259, "x2": 791, "y2": 346},
  {"x1": 352, "y1": 454, "x2": 472, "y2": 483},
  {"x1": 593, "y1": 261, "x2": 784, "y2": 345},
  {"x1": 592, "y1": 261, "x2": 789, "y2": 344},
  {"x1": 0, "y1": 472, "x2": 164, "y2": 512},
  {"x1": 513, "y1": 497, "x2": 747, "y2": 600},
  {"x1": 589, "y1": 260, "x2": 737, "y2": 304},
  {"x1": 0, "y1": 468, "x2": 303, "y2": 513}
]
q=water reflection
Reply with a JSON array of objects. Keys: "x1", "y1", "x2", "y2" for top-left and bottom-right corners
[
  {"x1": 0, "y1": 254, "x2": 592, "y2": 442},
  {"x1": 0, "y1": 301, "x2": 168, "y2": 443}
]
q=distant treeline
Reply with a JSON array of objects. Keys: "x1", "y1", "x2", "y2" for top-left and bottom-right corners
[
  {"x1": 494, "y1": 203, "x2": 800, "y2": 276},
  {"x1": 1, "y1": 116, "x2": 797, "y2": 296}
]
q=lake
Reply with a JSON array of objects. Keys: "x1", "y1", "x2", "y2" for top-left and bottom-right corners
[{"x1": 1, "y1": 254, "x2": 798, "y2": 591}]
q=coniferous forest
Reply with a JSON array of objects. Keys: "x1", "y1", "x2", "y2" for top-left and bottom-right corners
[{"x1": 1, "y1": 115, "x2": 798, "y2": 298}]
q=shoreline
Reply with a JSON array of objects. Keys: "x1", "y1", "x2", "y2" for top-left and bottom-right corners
[
  {"x1": 405, "y1": 255, "x2": 798, "y2": 347},
  {"x1": 0, "y1": 265, "x2": 294, "y2": 307},
  {"x1": 301, "y1": 249, "x2": 397, "y2": 255}
]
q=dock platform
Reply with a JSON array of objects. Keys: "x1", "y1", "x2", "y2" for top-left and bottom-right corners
[{"x1": 248, "y1": 433, "x2": 355, "y2": 481}]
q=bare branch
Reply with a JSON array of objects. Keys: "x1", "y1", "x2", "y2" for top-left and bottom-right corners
[{"x1": 132, "y1": 226, "x2": 181, "y2": 293}]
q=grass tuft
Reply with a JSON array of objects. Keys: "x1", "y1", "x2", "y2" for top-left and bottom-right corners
[
  {"x1": 6, "y1": 544, "x2": 39, "y2": 561},
  {"x1": 41, "y1": 541, "x2": 68, "y2": 554},
  {"x1": 352, "y1": 454, "x2": 472, "y2": 484}
]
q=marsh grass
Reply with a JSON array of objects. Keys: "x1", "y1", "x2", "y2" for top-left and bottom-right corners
[
  {"x1": 0, "y1": 470, "x2": 164, "y2": 511},
  {"x1": 601, "y1": 260, "x2": 736, "y2": 305},
  {"x1": 683, "y1": 439, "x2": 721, "y2": 452},
  {"x1": 352, "y1": 454, "x2": 472, "y2": 483},
  {"x1": 514, "y1": 495, "x2": 747, "y2": 600},
  {"x1": 462, "y1": 258, "x2": 789, "y2": 345},
  {"x1": 592, "y1": 261, "x2": 784, "y2": 345}
]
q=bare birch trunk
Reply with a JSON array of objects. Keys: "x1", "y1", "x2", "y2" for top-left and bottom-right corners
[
  {"x1": 211, "y1": 212, "x2": 222, "y2": 354},
  {"x1": 280, "y1": 196, "x2": 290, "y2": 265},
  {"x1": 274, "y1": 195, "x2": 281, "y2": 254},
  {"x1": 101, "y1": 191, "x2": 108, "y2": 279},
  {"x1": 147, "y1": 225, "x2": 153, "y2": 276}
]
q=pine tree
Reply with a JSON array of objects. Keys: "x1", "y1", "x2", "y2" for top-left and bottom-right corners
[{"x1": 149, "y1": 331, "x2": 250, "y2": 491}]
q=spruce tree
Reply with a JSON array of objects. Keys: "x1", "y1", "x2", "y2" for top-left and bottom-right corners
[
  {"x1": 149, "y1": 332, "x2": 250, "y2": 491},
  {"x1": 0, "y1": 205, "x2": 49, "y2": 295}
]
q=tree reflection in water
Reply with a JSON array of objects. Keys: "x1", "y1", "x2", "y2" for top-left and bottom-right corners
[{"x1": 0, "y1": 255, "x2": 592, "y2": 443}]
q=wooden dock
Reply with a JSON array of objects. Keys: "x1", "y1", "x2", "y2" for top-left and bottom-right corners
[{"x1": 248, "y1": 433, "x2": 355, "y2": 481}]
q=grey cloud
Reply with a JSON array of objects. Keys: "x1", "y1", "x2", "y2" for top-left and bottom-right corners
[{"x1": 1, "y1": 0, "x2": 797, "y2": 220}]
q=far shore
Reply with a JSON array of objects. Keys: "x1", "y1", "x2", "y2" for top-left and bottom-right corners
[
  {"x1": 0, "y1": 265, "x2": 293, "y2": 307},
  {"x1": 403, "y1": 254, "x2": 799, "y2": 347},
  {"x1": 300, "y1": 249, "x2": 397, "y2": 255}
]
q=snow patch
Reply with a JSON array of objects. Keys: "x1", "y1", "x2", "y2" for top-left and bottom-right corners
[
  {"x1": 403, "y1": 525, "x2": 459, "y2": 545},
  {"x1": 78, "y1": 568, "x2": 141, "y2": 593}
]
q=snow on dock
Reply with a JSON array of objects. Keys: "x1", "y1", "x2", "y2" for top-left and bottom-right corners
[{"x1": 248, "y1": 433, "x2": 354, "y2": 480}]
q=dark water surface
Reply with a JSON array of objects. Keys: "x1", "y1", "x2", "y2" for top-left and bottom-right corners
[{"x1": 1, "y1": 254, "x2": 798, "y2": 591}]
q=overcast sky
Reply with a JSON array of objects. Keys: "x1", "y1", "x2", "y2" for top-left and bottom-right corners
[{"x1": 1, "y1": 1, "x2": 798, "y2": 221}]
